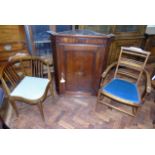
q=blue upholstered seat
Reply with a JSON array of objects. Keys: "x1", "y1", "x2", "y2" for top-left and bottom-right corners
[{"x1": 101, "y1": 78, "x2": 141, "y2": 104}]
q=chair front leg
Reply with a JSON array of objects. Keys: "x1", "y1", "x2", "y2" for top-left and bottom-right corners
[
  {"x1": 37, "y1": 102, "x2": 45, "y2": 121},
  {"x1": 132, "y1": 107, "x2": 138, "y2": 116},
  {"x1": 10, "y1": 101, "x2": 19, "y2": 117},
  {"x1": 49, "y1": 83, "x2": 54, "y2": 97},
  {"x1": 97, "y1": 89, "x2": 104, "y2": 104}
]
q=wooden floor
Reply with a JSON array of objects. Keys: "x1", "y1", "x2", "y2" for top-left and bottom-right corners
[
  {"x1": 7, "y1": 64, "x2": 155, "y2": 129},
  {"x1": 8, "y1": 90, "x2": 155, "y2": 129}
]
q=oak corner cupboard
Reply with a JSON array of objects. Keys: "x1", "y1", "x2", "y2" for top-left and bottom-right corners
[{"x1": 50, "y1": 29, "x2": 114, "y2": 95}]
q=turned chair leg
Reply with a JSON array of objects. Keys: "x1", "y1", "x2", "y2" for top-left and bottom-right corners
[
  {"x1": 10, "y1": 101, "x2": 19, "y2": 117},
  {"x1": 37, "y1": 102, "x2": 45, "y2": 121}
]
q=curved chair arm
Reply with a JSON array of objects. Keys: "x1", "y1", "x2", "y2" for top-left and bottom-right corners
[
  {"x1": 9, "y1": 55, "x2": 52, "y2": 81},
  {"x1": 143, "y1": 69, "x2": 151, "y2": 94},
  {"x1": 101, "y1": 62, "x2": 117, "y2": 79},
  {"x1": 99, "y1": 62, "x2": 117, "y2": 88},
  {"x1": 39, "y1": 58, "x2": 50, "y2": 66}
]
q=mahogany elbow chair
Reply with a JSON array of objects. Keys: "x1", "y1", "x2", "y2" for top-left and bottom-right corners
[
  {"x1": 0, "y1": 56, "x2": 54, "y2": 121},
  {"x1": 97, "y1": 47, "x2": 151, "y2": 116}
]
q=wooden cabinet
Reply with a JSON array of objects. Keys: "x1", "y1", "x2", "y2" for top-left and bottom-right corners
[
  {"x1": 113, "y1": 25, "x2": 146, "y2": 36},
  {"x1": 26, "y1": 25, "x2": 73, "y2": 65},
  {"x1": 79, "y1": 25, "x2": 146, "y2": 65},
  {"x1": 51, "y1": 30, "x2": 113, "y2": 95},
  {"x1": 107, "y1": 26, "x2": 146, "y2": 65},
  {"x1": 0, "y1": 25, "x2": 28, "y2": 66},
  {"x1": 79, "y1": 25, "x2": 113, "y2": 34},
  {"x1": 144, "y1": 33, "x2": 155, "y2": 61},
  {"x1": 79, "y1": 25, "x2": 146, "y2": 35},
  {"x1": 108, "y1": 37, "x2": 144, "y2": 65}
]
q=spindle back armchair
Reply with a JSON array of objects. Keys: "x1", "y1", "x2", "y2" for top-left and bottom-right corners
[{"x1": 0, "y1": 56, "x2": 54, "y2": 121}]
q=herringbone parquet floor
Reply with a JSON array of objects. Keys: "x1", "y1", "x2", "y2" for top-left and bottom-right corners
[{"x1": 9, "y1": 90, "x2": 155, "y2": 129}]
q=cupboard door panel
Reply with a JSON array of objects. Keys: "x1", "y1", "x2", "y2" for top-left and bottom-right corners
[
  {"x1": 56, "y1": 44, "x2": 106, "y2": 94},
  {"x1": 64, "y1": 45, "x2": 96, "y2": 93}
]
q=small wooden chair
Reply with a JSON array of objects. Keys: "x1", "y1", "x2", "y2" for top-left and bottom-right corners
[
  {"x1": 97, "y1": 47, "x2": 151, "y2": 116},
  {"x1": 0, "y1": 56, "x2": 54, "y2": 121}
]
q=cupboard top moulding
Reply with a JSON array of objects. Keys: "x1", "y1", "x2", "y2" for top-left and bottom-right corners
[{"x1": 50, "y1": 30, "x2": 114, "y2": 95}]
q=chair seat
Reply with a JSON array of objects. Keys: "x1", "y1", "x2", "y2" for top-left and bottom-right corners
[
  {"x1": 101, "y1": 78, "x2": 141, "y2": 104},
  {"x1": 10, "y1": 76, "x2": 50, "y2": 100}
]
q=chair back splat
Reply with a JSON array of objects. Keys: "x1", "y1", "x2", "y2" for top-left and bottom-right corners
[
  {"x1": 114, "y1": 47, "x2": 150, "y2": 84},
  {"x1": 31, "y1": 59, "x2": 44, "y2": 77},
  {"x1": 9, "y1": 56, "x2": 51, "y2": 78},
  {"x1": 0, "y1": 63, "x2": 22, "y2": 95}
]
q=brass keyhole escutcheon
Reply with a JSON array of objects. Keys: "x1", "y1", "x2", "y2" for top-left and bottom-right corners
[{"x1": 76, "y1": 71, "x2": 84, "y2": 76}]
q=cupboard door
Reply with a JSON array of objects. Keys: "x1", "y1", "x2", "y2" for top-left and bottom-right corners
[{"x1": 57, "y1": 44, "x2": 106, "y2": 95}]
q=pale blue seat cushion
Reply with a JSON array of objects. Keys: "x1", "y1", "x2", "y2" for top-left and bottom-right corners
[
  {"x1": 10, "y1": 76, "x2": 50, "y2": 100},
  {"x1": 102, "y1": 78, "x2": 141, "y2": 104}
]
